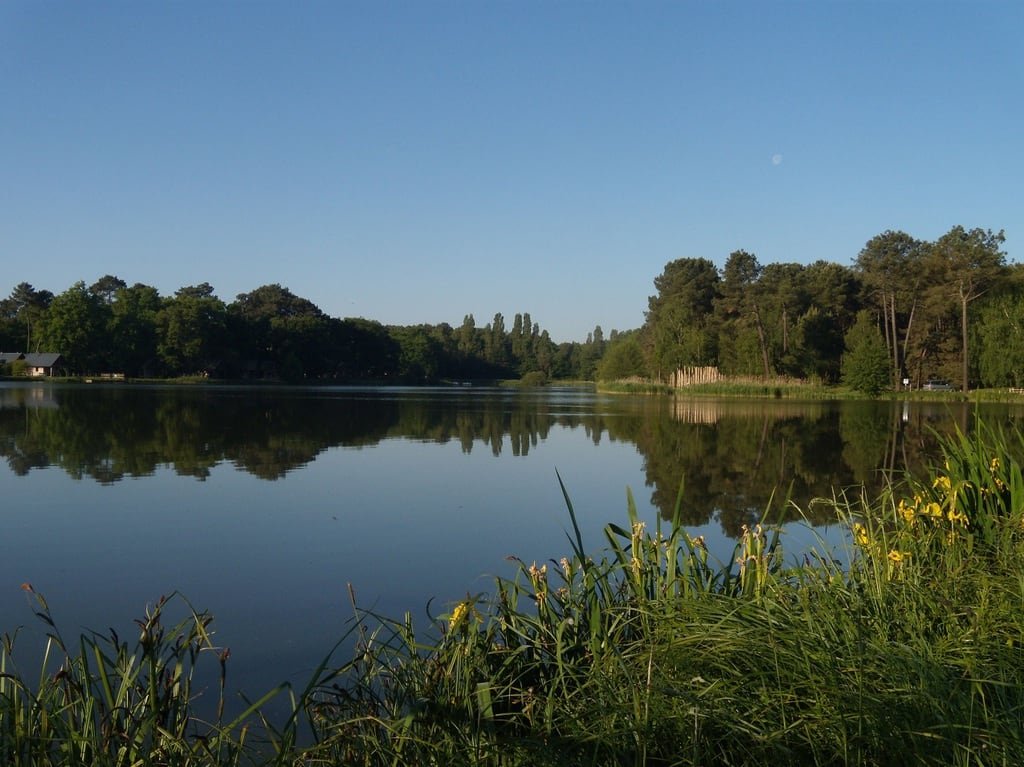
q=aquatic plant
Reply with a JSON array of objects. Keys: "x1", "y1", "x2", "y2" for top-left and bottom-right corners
[{"x1": 0, "y1": 589, "x2": 278, "y2": 766}]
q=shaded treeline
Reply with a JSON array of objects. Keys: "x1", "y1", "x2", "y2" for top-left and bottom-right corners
[
  {"x1": 599, "y1": 226, "x2": 1019, "y2": 392},
  {"x1": 0, "y1": 280, "x2": 608, "y2": 382},
  {"x1": 3, "y1": 226, "x2": 1015, "y2": 389},
  {"x1": 2, "y1": 386, "x2": 1014, "y2": 535}
]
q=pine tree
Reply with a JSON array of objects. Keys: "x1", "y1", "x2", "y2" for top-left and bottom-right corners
[{"x1": 841, "y1": 312, "x2": 890, "y2": 395}]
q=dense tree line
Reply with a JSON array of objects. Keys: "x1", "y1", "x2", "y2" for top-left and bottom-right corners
[
  {"x1": 605, "y1": 225, "x2": 1015, "y2": 392},
  {"x1": 0, "y1": 224, "x2": 1014, "y2": 389},
  {"x1": 0, "y1": 278, "x2": 607, "y2": 382}
]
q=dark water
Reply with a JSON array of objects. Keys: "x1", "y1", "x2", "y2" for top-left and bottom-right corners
[{"x1": 1, "y1": 382, "x2": 1021, "y2": 700}]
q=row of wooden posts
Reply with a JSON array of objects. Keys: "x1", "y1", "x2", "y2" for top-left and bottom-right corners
[{"x1": 668, "y1": 366, "x2": 722, "y2": 388}]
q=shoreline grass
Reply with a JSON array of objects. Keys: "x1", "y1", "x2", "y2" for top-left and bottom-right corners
[
  {"x1": 599, "y1": 377, "x2": 1024, "y2": 403},
  {"x1": 4, "y1": 419, "x2": 1024, "y2": 764}
]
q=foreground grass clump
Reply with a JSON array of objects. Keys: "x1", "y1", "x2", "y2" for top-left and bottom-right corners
[
  {"x1": 0, "y1": 592, "x2": 281, "y2": 766},
  {"x1": 3, "y1": 420, "x2": 1024, "y2": 765},
  {"x1": 307, "y1": 423, "x2": 1024, "y2": 766}
]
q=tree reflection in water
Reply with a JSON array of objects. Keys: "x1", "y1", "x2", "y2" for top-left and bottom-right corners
[{"x1": 1, "y1": 383, "x2": 1021, "y2": 537}]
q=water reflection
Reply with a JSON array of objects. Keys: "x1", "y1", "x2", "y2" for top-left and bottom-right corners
[{"x1": 1, "y1": 383, "x2": 1021, "y2": 536}]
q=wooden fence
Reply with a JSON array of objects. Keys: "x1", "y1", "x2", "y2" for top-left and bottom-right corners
[{"x1": 669, "y1": 366, "x2": 721, "y2": 387}]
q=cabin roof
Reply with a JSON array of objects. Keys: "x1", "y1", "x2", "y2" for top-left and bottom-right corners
[{"x1": 23, "y1": 353, "x2": 62, "y2": 367}]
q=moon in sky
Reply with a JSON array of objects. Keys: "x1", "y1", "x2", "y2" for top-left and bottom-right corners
[{"x1": 771, "y1": 153, "x2": 783, "y2": 166}]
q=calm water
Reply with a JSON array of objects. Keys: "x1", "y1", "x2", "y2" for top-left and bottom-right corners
[{"x1": 2, "y1": 382, "x2": 1022, "y2": 698}]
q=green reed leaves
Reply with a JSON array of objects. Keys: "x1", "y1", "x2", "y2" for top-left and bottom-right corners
[{"x1": 0, "y1": 588, "x2": 282, "y2": 767}]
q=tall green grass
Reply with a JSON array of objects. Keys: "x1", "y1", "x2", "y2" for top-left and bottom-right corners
[
  {"x1": 303, "y1": 423, "x2": 1024, "y2": 765},
  {"x1": 0, "y1": 590, "x2": 282, "y2": 766},
  {"x1": 3, "y1": 419, "x2": 1024, "y2": 765}
]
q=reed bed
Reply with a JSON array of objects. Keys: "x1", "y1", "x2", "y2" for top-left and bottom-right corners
[{"x1": 4, "y1": 419, "x2": 1024, "y2": 765}]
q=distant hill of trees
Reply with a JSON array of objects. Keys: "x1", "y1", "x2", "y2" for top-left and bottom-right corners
[{"x1": 1, "y1": 225, "x2": 1016, "y2": 390}]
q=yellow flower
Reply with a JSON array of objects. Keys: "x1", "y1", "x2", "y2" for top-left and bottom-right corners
[
  {"x1": 853, "y1": 523, "x2": 870, "y2": 546},
  {"x1": 450, "y1": 601, "x2": 470, "y2": 629},
  {"x1": 887, "y1": 549, "x2": 908, "y2": 563},
  {"x1": 898, "y1": 498, "x2": 916, "y2": 523},
  {"x1": 925, "y1": 502, "x2": 943, "y2": 518},
  {"x1": 449, "y1": 599, "x2": 482, "y2": 631},
  {"x1": 933, "y1": 475, "x2": 952, "y2": 492},
  {"x1": 948, "y1": 507, "x2": 969, "y2": 526},
  {"x1": 990, "y1": 457, "x2": 1001, "y2": 472}
]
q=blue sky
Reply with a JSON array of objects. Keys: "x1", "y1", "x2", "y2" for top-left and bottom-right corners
[{"x1": 2, "y1": 1, "x2": 1021, "y2": 341}]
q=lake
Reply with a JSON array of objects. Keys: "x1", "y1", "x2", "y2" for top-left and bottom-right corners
[{"x1": 2, "y1": 382, "x2": 1021, "y2": 701}]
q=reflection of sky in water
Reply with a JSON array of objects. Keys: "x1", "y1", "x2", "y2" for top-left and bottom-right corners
[{"x1": 0, "y1": 424, "x2": 663, "y2": 698}]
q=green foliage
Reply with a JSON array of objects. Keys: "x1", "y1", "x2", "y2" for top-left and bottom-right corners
[
  {"x1": 109, "y1": 283, "x2": 161, "y2": 376},
  {"x1": 855, "y1": 230, "x2": 925, "y2": 387},
  {"x1": 517, "y1": 370, "x2": 547, "y2": 387},
  {"x1": 156, "y1": 287, "x2": 229, "y2": 375},
  {"x1": 595, "y1": 333, "x2": 645, "y2": 381},
  {"x1": 974, "y1": 293, "x2": 1024, "y2": 387},
  {"x1": 38, "y1": 282, "x2": 106, "y2": 374},
  {"x1": 230, "y1": 284, "x2": 331, "y2": 379},
  {"x1": 0, "y1": 590, "x2": 278, "y2": 766},
  {"x1": 926, "y1": 226, "x2": 1008, "y2": 391},
  {"x1": 390, "y1": 324, "x2": 442, "y2": 382},
  {"x1": 842, "y1": 311, "x2": 890, "y2": 395},
  {"x1": 644, "y1": 258, "x2": 719, "y2": 375}
]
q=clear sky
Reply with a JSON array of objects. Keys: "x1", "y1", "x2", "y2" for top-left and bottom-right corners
[{"x1": 2, "y1": 1, "x2": 1021, "y2": 341}]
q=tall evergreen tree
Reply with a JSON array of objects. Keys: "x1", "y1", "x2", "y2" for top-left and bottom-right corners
[
  {"x1": 644, "y1": 257, "x2": 719, "y2": 379},
  {"x1": 855, "y1": 231, "x2": 924, "y2": 387},
  {"x1": 926, "y1": 226, "x2": 1007, "y2": 392},
  {"x1": 718, "y1": 250, "x2": 770, "y2": 377},
  {"x1": 842, "y1": 311, "x2": 890, "y2": 395}
]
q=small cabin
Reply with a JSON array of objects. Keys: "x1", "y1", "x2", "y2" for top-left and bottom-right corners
[{"x1": 22, "y1": 353, "x2": 64, "y2": 377}]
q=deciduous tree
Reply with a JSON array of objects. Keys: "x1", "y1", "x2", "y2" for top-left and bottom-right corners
[
  {"x1": 156, "y1": 286, "x2": 228, "y2": 375},
  {"x1": 39, "y1": 281, "x2": 106, "y2": 373},
  {"x1": 109, "y1": 283, "x2": 162, "y2": 376}
]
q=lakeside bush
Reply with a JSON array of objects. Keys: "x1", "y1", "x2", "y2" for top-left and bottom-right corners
[{"x1": 4, "y1": 419, "x2": 1024, "y2": 765}]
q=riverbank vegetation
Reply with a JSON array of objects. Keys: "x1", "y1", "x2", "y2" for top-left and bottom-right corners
[
  {"x1": 1, "y1": 225, "x2": 1017, "y2": 391},
  {"x1": 3, "y1": 419, "x2": 1024, "y2": 765}
]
